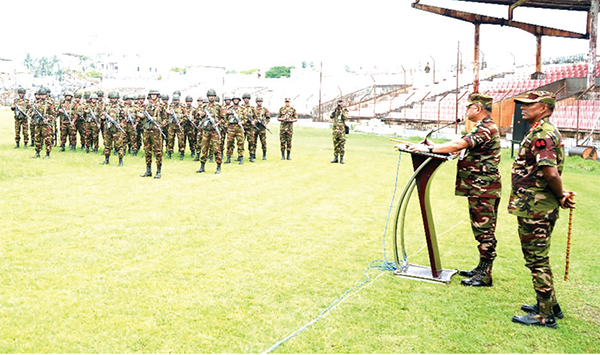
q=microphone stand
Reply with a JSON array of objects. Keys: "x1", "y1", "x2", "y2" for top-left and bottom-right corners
[{"x1": 422, "y1": 119, "x2": 462, "y2": 143}]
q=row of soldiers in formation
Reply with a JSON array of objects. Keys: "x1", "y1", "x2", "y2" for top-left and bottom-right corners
[{"x1": 11, "y1": 87, "x2": 299, "y2": 178}]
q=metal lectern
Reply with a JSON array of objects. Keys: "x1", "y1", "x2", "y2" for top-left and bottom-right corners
[{"x1": 392, "y1": 146, "x2": 458, "y2": 284}]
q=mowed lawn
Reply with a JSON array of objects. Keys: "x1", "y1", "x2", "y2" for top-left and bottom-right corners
[{"x1": 0, "y1": 108, "x2": 599, "y2": 353}]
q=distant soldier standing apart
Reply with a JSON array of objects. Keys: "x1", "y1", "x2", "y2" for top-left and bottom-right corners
[
  {"x1": 140, "y1": 89, "x2": 165, "y2": 179},
  {"x1": 10, "y1": 88, "x2": 30, "y2": 149},
  {"x1": 30, "y1": 88, "x2": 56, "y2": 159},
  {"x1": 225, "y1": 95, "x2": 246, "y2": 165},
  {"x1": 409, "y1": 93, "x2": 501, "y2": 287},
  {"x1": 241, "y1": 93, "x2": 258, "y2": 162},
  {"x1": 57, "y1": 91, "x2": 77, "y2": 152},
  {"x1": 277, "y1": 97, "x2": 298, "y2": 160},
  {"x1": 255, "y1": 97, "x2": 270, "y2": 160},
  {"x1": 330, "y1": 99, "x2": 348, "y2": 164},
  {"x1": 509, "y1": 91, "x2": 575, "y2": 329},
  {"x1": 197, "y1": 89, "x2": 223, "y2": 174}
]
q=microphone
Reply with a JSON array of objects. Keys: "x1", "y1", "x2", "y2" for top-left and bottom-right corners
[{"x1": 423, "y1": 118, "x2": 462, "y2": 142}]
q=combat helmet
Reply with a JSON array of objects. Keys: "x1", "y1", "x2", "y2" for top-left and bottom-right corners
[
  {"x1": 185, "y1": 95, "x2": 193, "y2": 102},
  {"x1": 108, "y1": 91, "x2": 119, "y2": 99},
  {"x1": 242, "y1": 93, "x2": 251, "y2": 99},
  {"x1": 206, "y1": 89, "x2": 217, "y2": 97},
  {"x1": 17, "y1": 88, "x2": 26, "y2": 94}
]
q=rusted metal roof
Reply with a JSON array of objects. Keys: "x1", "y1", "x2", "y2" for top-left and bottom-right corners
[{"x1": 452, "y1": 0, "x2": 591, "y2": 12}]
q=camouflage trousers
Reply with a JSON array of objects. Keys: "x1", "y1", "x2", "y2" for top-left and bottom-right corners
[
  {"x1": 517, "y1": 216, "x2": 558, "y2": 317},
  {"x1": 136, "y1": 126, "x2": 144, "y2": 153},
  {"x1": 14, "y1": 117, "x2": 29, "y2": 144},
  {"x1": 84, "y1": 121, "x2": 100, "y2": 149},
  {"x1": 257, "y1": 129, "x2": 267, "y2": 153},
  {"x1": 332, "y1": 130, "x2": 346, "y2": 156},
  {"x1": 201, "y1": 130, "x2": 222, "y2": 164},
  {"x1": 467, "y1": 197, "x2": 500, "y2": 262},
  {"x1": 60, "y1": 120, "x2": 76, "y2": 147},
  {"x1": 29, "y1": 119, "x2": 35, "y2": 146},
  {"x1": 34, "y1": 124, "x2": 53, "y2": 153},
  {"x1": 183, "y1": 124, "x2": 196, "y2": 154},
  {"x1": 195, "y1": 128, "x2": 204, "y2": 155},
  {"x1": 143, "y1": 128, "x2": 163, "y2": 167},
  {"x1": 104, "y1": 129, "x2": 125, "y2": 158},
  {"x1": 245, "y1": 126, "x2": 258, "y2": 156},
  {"x1": 75, "y1": 120, "x2": 85, "y2": 148},
  {"x1": 124, "y1": 123, "x2": 137, "y2": 151},
  {"x1": 280, "y1": 129, "x2": 293, "y2": 152},
  {"x1": 226, "y1": 124, "x2": 245, "y2": 158},
  {"x1": 166, "y1": 124, "x2": 184, "y2": 154}
]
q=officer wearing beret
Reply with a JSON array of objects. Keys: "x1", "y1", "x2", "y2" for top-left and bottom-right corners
[
  {"x1": 277, "y1": 98, "x2": 298, "y2": 160},
  {"x1": 330, "y1": 99, "x2": 349, "y2": 164},
  {"x1": 410, "y1": 93, "x2": 501, "y2": 287},
  {"x1": 509, "y1": 91, "x2": 575, "y2": 329}
]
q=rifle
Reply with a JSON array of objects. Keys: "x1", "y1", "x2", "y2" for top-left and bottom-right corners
[
  {"x1": 256, "y1": 109, "x2": 272, "y2": 134},
  {"x1": 60, "y1": 106, "x2": 76, "y2": 128},
  {"x1": 203, "y1": 108, "x2": 221, "y2": 139},
  {"x1": 31, "y1": 104, "x2": 51, "y2": 126},
  {"x1": 125, "y1": 109, "x2": 137, "y2": 130},
  {"x1": 88, "y1": 106, "x2": 100, "y2": 128},
  {"x1": 143, "y1": 110, "x2": 167, "y2": 138},
  {"x1": 14, "y1": 103, "x2": 31, "y2": 120},
  {"x1": 170, "y1": 108, "x2": 183, "y2": 132},
  {"x1": 230, "y1": 106, "x2": 245, "y2": 133},
  {"x1": 104, "y1": 112, "x2": 126, "y2": 134},
  {"x1": 187, "y1": 109, "x2": 199, "y2": 130}
]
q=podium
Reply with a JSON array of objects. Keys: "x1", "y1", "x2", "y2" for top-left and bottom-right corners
[{"x1": 392, "y1": 147, "x2": 458, "y2": 284}]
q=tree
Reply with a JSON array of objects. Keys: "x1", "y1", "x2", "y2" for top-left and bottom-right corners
[{"x1": 265, "y1": 66, "x2": 294, "y2": 78}]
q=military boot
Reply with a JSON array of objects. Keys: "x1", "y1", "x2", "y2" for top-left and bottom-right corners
[
  {"x1": 521, "y1": 303, "x2": 564, "y2": 319},
  {"x1": 190, "y1": 150, "x2": 195, "y2": 157},
  {"x1": 193, "y1": 153, "x2": 200, "y2": 162},
  {"x1": 154, "y1": 166, "x2": 162, "y2": 179},
  {"x1": 286, "y1": 151, "x2": 291, "y2": 160},
  {"x1": 331, "y1": 155, "x2": 339, "y2": 163},
  {"x1": 118, "y1": 157, "x2": 123, "y2": 167},
  {"x1": 459, "y1": 259, "x2": 485, "y2": 278},
  {"x1": 263, "y1": 151, "x2": 267, "y2": 160},
  {"x1": 340, "y1": 155, "x2": 344, "y2": 164},
  {"x1": 512, "y1": 314, "x2": 557, "y2": 329},
  {"x1": 197, "y1": 162, "x2": 205, "y2": 173},
  {"x1": 93, "y1": 148, "x2": 98, "y2": 153},
  {"x1": 209, "y1": 153, "x2": 214, "y2": 163},
  {"x1": 140, "y1": 165, "x2": 152, "y2": 177},
  {"x1": 461, "y1": 260, "x2": 493, "y2": 287},
  {"x1": 59, "y1": 145, "x2": 64, "y2": 152},
  {"x1": 249, "y1": 154, "x2": 254, "y2": 163},
  {"x1": 101, "y1": 155, "x2": 110, "y2": 165},
  {"x1": 31, "y1": 151, "x2": 41, "y2": 158},
  {"x1": 43, "y1": 152, "x2": 50, "y2": 159},
  {"x1": 86, "y1": 146, "x2": 90, "y2": 153},
  {"x1": 215, "y1": 163, "x2": 221, "y2": 174},
  {"x1": 70, "y1": 145, "x2": 76, "y2": 152},
  {"x1": 167, "y1": 152, "x2": 172, "y2": 159},
  {"x1": 24, "y1": 142, "x2": 28, "y2": 149},
  {"x1": 179, "y1": 152, "x2": 184, "y2": 161},
  {"x1": 80, "y1": 145, "x2": 85, "y2": 151},
  {"x1": 128, "y1": 147, "x2": 132, "y2": 155},
  {"x1": 238, "y1": 156, "x2": 244, "y2": 165},
  {"x1": 133, "y1": 149, "x2": 138, "y2": 157},
  {"x1": 113, "y1": 150, "x2": 118, "y2": 156},
  {"x1": 14, "y1": 142, "x2": 20, "y2": 149},
  {"x1": 281, "y1": 151, "x2": 285, "y2": 160},
  {"x1": 225, "y1": 156, "x2": 231, "y2": 164}
]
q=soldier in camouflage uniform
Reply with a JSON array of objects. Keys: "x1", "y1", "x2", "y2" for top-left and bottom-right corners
[
  {"x1": 84, "y1": 94, "x2": 102, "y2": 153},
  {"x1": 410, "y1": 93, "x2": 501, "y2": 287},
  {"x1": 192, "y1": 97, "x2": 205, "y2": 161},
  {"x1": 330, "y1": 99, "x2": 349, "y2": 164},
  {"x1": 197, "y1": 89, "x2": 223, "y2": 174},
  {"x1": 135, "y1": 93, "x2": 146, "y2": 155},
  {"x1": 101, "y1": 91, "x2": 126, "y2": 166},
  {"x1": 241, "y1": 93, "x2": 258, "y2": 162},
  {"x1": 30, "y1": 88, "x2": 56, "y2": 159},
  {"x1": 509, "y1": 91, "x2": 575, "y2": 329},
  {"x1": 57, "y1": 91, "x2": 77, "y2": 152},
  {"x1": 73, "y1": 92, "x2": 86, "y2": 151},
  {"x1": 122, "y1": 94, "x2": 139, "y2": 155},
  {"x1": 183, "y1": 95, "x2": 197, "y2": 158},
  {"x1": 140, "y1": 89, "x2": 165, "y2": 179},
  {"x1": 255, "y1": 97, "x2": 270, "y2": 160},
  {"x1": 216, "y1": 96, "x2": 231, "y2": 162},
  {"x1": 225, "y1": 95, "x2": 246, "y2": 165},
  {"x1": 277, "y1": 98, "x2": 298, "y2": 160},
  {"x1": 10, "y1": 88, "x2": 30, "y2": 149},
  {"x1": 166, "y1": 95, "x2": 186, "y2": 160}
]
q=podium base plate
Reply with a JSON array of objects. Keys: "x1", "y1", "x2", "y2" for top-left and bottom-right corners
[{"x1": 393, "y1": 263, "x2": 458, "y2": 285}]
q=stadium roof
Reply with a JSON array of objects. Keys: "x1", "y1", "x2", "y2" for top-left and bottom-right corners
[{"x1": 452, "y1": 0, "x2": 591, "y2": 13}]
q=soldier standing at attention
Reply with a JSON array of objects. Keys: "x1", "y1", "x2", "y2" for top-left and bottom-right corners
[
  {"x1": 225, "y1": 95, "x2": 246, "y2": 165},
  {"x1": 277, "y1": 97, "x2": 298, "y2": 160},
  {"x1": 166, "y1": 94, "x2": 186, "y2": 160},
  {"x1": 73, "y1": 92, "x2": 86, "y2": 151},
  {"x1": 409, "y1": 93, "x2": 501, "y2": 287},
  {"x1": 140, "y1": 89, "x2": 165, "y2": 179},
  {"x1": 101, "y1": 91, "x2": 126, "y2": 166},
  {"x1": 255, "y1": 97, "x2": 270, "y2": 160},
  {"x1": 197, "y1": 89, "x2": 223, "y2": 174},
  {"x1": 509, "y1": 91, "x2": 575, "y2": 329},
  {"x1": 135, "y1": 93, "x2": 145, "y2": 155},
  {"x1": 30, "y1": 88, "x2": 56, "y2": 159},
  {"x1": 57, "y1": 91, "x2": 77, "y2": 152},
  {"x1": 241, "y1": 93, "x2": 257, "y2": 162},
  {"x1": 84, "y1": 93, "x2": 103, "y2": 153},
  {"x1": 160, "y1": 94, "x2": 170, "y2": 151},
  {"x1": 330, "y1": 99, "x2": 349, "y2": 164},
  {"x1": 193, "y1": 97, "x2": 205, "y2": 162},
  {"x1": 183, "y1": 95, "x2": 197, "y2": 158},
  {"x1": 10, "y1": 88, "x2": 30, "y2": 149},
  {"x1": 217, "y1": 96, "x2": 231, "y2": 161},
  {"x1": 122, "y1": 94, "x2": 138, "y2": 156}
]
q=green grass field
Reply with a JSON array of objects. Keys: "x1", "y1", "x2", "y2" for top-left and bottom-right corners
[{"x1": 1, "y1": 108, "x2": 599, "y2": 353}]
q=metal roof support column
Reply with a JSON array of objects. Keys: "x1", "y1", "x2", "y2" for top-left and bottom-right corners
[
  {"x1": 473, "y1": 23, "x2": 481, "y2": 93},
  {"x1": 588, "y1": 0, "x2": 598, "y2": 89},
  {"x1": 531, "y1": 35, "x2": 546, "y2": 80}
]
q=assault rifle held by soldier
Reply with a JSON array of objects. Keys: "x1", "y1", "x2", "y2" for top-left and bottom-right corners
[
  {"x1": 125, "y1": 109, "x2": 137, "y2": 130},
  {"x1": 88, "y1": 107, "x2": 101, "y2": 129},
  {"x1": 230, "y1": 107, "x2": 245, "y2": 133},
  {"x1": 104, "y1": 112, "x2": 126, "y2": 134},
  {"x1": 31, "y1": 104, "x2": 51, "y2": 126},
  {"x1": 14, "y1": 103, "x2": 31, "y2": 120},
  {"x1": 60, "y1": 107, "x2": 75, "y2": 128},
  {"x1": 170, "y1": 109, "x2": 183, "y2": 132},
  {"x1": 203, "y1": 108, "x2": 221, "y2": 139},
  {"x1": 143, "y1": 110, "x2": 167, "y2": 138}
]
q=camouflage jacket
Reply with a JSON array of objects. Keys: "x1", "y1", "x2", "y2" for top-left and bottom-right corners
[
  {"x1": 278, "y1": 106, "x2": 297, "y2": 131},
  {"x1": 330, "y1": 108, "x2": 349, "y2": 133},
  {"x1": 85, "y1": 102, "x2": 103, "y2": 124},
  {"x1": 201, "y1": 102, "x2": 223, "y2": 131},
  {"x1": 242, "y1": 104, "x2": 256, "y2": 127},
  {"x1": 508, "y1": 118, "x2": 564, "y2": 220},
  {"x1": 57, "y1": 100, "x2": 76, "y2": 124},
  {"x1": 167, "y1": 103, "x2": 186, "y2": 127},
  {"x1": 143, "y1": 100, "x2": 165, "y2": 130},
  {"x1": 12, "y1": 97, "x2": 30, "y2": 120},
  {"x1": 30, "y1": 99, "x2": 56, "y2": 126},
  {"x1": 455, "y1": 115, "x2": 502, "y2": 198},
  {"x1": 255, "y1": 106, "x2": 270, "y2": 125},
  {"x1": 104, "y1": 102, "x2": 124, "y2": 133},
  {"x1": 227, "y1": 105, "x2": 245, "y2": 126}
]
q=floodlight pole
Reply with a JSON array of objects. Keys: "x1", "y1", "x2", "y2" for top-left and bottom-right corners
[{"x1": 588, "y1": 0, "x2": 599, "y2": 89}]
